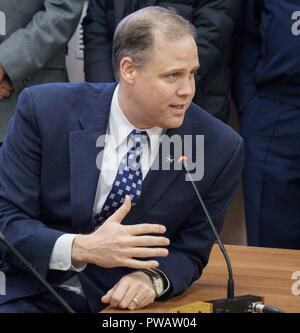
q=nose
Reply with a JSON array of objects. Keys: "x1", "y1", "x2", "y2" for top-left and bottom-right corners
[{"x1": 177, "y1": 78, "x2": 195, "y2": 98}]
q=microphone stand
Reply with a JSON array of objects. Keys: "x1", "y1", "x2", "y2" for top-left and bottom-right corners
[
  {"x1": 0, "y1": 231, "x2": 75, "y2": 313},
  {"x1": 170, "y1": 157, "x2": 283, "y2": 313}
]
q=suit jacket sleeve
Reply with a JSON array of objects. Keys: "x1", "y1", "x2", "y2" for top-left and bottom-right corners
[
  {"x1": 83, "y1": 0, "x2": 115, "y2": 82},
  {"x1": 157, "y1": 137, "x2": 244, "y2": 299},
  {"x1": 0, "y1": 88, "x2": 65, "y2": 278},
  {"x1": 232, "y1": 0, "x2": 261, "y2": 112},
  {"x1": 0, "y1": 0, "x2": 83, "y2": 89}
]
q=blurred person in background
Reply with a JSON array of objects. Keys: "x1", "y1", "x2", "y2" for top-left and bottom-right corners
[
  {"x1": 0, "y1": 0, "x2": 84, "y2": 144},
  {"x1": 232, "y1": 0, "x2": 300, "y2": 249}
]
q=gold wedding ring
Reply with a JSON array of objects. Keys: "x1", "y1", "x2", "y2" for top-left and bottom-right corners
[{"x1": 132, "y1": 297, "x2": 139, "y2": 305}]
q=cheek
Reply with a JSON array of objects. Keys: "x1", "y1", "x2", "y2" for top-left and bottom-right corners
[
  {"x1": 137, "y1": 80, "x2": 175, "y2": 109},
  {"x1": 153, "y1": 86, "x2": 175, "y2": 103},
  {"x1": 142, "y1": 90, "x2": 167, "y2": 107}
]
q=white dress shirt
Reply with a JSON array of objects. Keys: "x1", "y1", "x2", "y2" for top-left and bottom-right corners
[
  {"x1": 48, "y1": 85, "x2": 168, "y2": 296},
  {"x1": 93, "y1": 84, "x2": 163, "y2": 218}
]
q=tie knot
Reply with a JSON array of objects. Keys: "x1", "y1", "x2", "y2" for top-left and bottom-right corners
[{"x1": 129, "y1": 129, "x2": 149, "y2": 147}]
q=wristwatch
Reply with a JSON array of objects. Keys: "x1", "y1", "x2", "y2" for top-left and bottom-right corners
[{"x1": 141, "y1": 269, "x2": 165, "y2": 297}]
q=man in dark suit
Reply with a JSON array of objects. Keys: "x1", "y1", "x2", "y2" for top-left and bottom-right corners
[
  {"x1": 232, "y1": 0, "x2": 300, "y2": 249},
  {"x1": 83, "y1": 0, "x2": 234, "y2": 122},
  {"x1": 0, "y1": 7, "x2": 243, "y2": 312}
]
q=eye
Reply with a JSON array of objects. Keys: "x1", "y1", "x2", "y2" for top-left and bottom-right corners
[
  {"x1": 164, "y1": 72, "x2": 180, "y2": 83},
  {"x1": 169, "y1": 72, "x2": 179, "y2": 80}
]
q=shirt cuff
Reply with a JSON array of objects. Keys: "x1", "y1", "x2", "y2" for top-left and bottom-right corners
[{"x1": 49, "y1": 234, "x2": 87, "y2": 272}]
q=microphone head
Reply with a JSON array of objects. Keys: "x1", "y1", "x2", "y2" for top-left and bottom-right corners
[{"x1": 177, "y1": 156, "x2": 188, "y2": 163}]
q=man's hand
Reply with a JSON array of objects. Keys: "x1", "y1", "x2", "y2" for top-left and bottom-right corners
[
  {"x1": 0, "y1": 78, "x2": 13, "y2": 101},
  {"x1": 72, "y1": 195, "x2": 170, "y2": 270},
  {"x1": 0, "y1": 65, "x2": 5, "y2": 82},
  {"x1": 0, "y1": 65, "x2": 13, "y2": 100},
  {"x1": 101, "y1": 271, "x2": 156, "y2": 310}
]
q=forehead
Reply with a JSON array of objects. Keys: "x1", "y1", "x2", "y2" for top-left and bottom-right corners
[{"x1": 146, "y1": 33, "x2": 199, "y2": 71}]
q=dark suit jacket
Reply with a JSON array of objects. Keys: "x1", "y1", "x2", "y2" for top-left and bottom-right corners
[
  {"x1": 232, "y1": 0, "x2": 300, "y2": 111},
  {"x1": 0, "y1": 83, "x2": 243, "y2": 312},
  {"x1": 83, "y1": 0, "x2": 234, "y2": 122}
]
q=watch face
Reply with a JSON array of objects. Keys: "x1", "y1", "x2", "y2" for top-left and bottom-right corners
[{"x1": 154, "y1": 277, "x2": 164, "y2": 296}]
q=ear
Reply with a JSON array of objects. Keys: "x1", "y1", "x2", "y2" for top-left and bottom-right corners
[{"x1": 119, "y1": 57, "x2": 136, "y2": 84}]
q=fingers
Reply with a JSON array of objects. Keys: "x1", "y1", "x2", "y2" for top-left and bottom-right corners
[
  {"x1": 127, "y1": 235, "x2": 170, "y2": 247},
  {"x1": 127, "y1": 223, "x2": 167, "y2": 236},
  {"x1": 101, "y1": 282, "x2": 124, "y2": 306},
  {"x1": 119, "y1": 286, "x2": 141, "y2": 310},
  {"x1": 102, "y1": 273, "x2": 156, "y2": 310},
  {"x1": 127, "y1": 293, "x2": 155, "y2": 311},
  {"x1": 122, "y1": 247, "x2": 169, "y2": 258},
  {"x1": 0, "y1": 79, "x2": 13, "y2": 99},
  {"x1": 0, "y1": 65, "x2": 5, "y2": 82},
  {"x1": 102, "y1": 281, "x2": 130, "y2": 308},
  {"x1": 121, "y1": 258, "x2": 160, "y2": 270},
  {"x1": 101, "y1": 288, "x2": 114, "y2": 304},
  {"x1": 1, "y1": 80, "x2": 12, "y2": 91},
  {"x1": 107, "y1": 195, "x2": 131, "y2": 224},
  {"x1": 0, "y1": 88, "x2": 11, "y2": 98},
  {"x1": 109, "y1": 284, "x2": 131, "y2": 309}
]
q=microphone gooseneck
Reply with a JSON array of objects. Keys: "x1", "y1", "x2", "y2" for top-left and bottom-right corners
[
  {"x1": 178, "y1": 156, "x2": 234, "y2": 299},
  {"x1": 177, "y1": 156, "x2": 284, "y2": 313},
  {"x1": 0, "y1": 231, "x2": 75, "y2": 313}
]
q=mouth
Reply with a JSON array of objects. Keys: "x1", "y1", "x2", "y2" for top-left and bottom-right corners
[{"x1": 169, "y1": 104, "x2": 188, "y2": 115}]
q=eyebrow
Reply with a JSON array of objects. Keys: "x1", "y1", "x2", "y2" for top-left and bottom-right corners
[{"x1": 163, "y1": 65, "x2": 200, "y2": 74}]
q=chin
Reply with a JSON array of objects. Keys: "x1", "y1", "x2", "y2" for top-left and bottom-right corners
[{"x1": 166, "y1": 117, "x2": 185, "y2": 129}]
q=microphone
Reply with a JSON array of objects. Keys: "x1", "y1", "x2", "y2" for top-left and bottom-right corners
[
  {"x1": 171, "y1": 156, "x2": 284, "y2": 313},
  {"x1": 0, "y1": 231, "x2": 75, "y2": 313}
]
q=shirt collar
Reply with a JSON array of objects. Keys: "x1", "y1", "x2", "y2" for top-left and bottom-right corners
[{"x1": 109, "y1": 84, "x2": 164, "y2": 151}]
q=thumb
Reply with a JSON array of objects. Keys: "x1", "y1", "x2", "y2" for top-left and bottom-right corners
[
  {"x1": 107, "y1": 195, "x2": 132, "y2": 224},
  {"x1": 101, "y1": 288, "x2": 114, "y2": 304}
]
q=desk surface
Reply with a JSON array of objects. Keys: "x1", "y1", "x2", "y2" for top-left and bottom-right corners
[{"x1": 102, "y1": 245, "x2": 300, "y2": 313}]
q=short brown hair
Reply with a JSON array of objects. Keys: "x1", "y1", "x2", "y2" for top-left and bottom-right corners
[{"x1": 112, "y1": 6, "x2": 197, "y2": 80}]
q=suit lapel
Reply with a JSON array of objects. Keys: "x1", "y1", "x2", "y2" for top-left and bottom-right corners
[{"x1": 69, "y1": 84, "x2": 116, "y2": 233}]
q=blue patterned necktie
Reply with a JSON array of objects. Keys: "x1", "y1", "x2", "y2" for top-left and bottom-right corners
[{"x1": 94, "y1": 129, "x2": 149, "y2": 227}]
